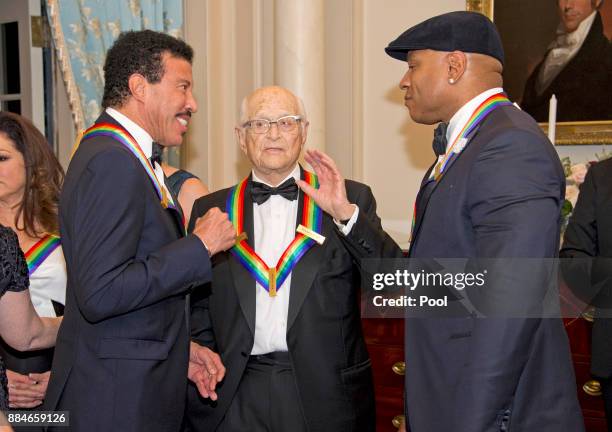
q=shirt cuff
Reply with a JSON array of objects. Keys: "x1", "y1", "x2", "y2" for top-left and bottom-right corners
[{"x1": 333, "y1": 205, "x2": 359, "y2": 236}]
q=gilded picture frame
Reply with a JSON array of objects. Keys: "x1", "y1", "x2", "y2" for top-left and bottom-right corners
[{"x1": 466, "y1": 0, "x2": 612, "y2": 145}]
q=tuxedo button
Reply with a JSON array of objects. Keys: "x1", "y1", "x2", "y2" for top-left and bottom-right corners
[{"x1": 240, "y1": 351, "x2": 248, "y2": 357}]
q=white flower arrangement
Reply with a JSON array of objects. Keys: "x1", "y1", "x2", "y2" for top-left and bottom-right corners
[{"x1": 561, "y1": 149, "x2": 612, "y2": 229}]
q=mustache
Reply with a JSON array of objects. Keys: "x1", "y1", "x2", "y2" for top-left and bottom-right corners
[{"x1": 176, "y1": 111, "x2": 192, "y2": 118}]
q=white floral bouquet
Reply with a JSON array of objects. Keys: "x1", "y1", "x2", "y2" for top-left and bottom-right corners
[{"x1": 561, "y1": 149, "x2": 612, "y2": 230}]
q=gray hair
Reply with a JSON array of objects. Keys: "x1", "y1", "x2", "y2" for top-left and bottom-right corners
[{"x1": 238, "y1": 90, "x2": 308, "y2": 127}]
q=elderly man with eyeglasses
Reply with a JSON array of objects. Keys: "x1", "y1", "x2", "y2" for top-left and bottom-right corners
[{"x1": 183, "y1": 86, "x2": 377, "y2": 432}]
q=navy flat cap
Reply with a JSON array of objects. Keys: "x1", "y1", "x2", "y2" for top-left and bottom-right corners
[{"x1": 385, "y1": 11, "x2": 505, "y2": 66}]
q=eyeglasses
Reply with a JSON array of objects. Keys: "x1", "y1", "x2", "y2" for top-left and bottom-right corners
[{"x1": 243, "y1": 115, "x2": 302, "y2": 134}]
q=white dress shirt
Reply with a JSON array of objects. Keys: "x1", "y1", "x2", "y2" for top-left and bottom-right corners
[
  {"x1": 106, "y1": 108, "x2": 169, "y2": 194},
  {"x1": 28, "y1": 246, "x2": 66, "y2": 317},
  {"x1": 537, "y1": 11, "x2": 597, "y2": 95},
  {"x1": 250, "y1": 165, "x2": 301, "y2": 354}
]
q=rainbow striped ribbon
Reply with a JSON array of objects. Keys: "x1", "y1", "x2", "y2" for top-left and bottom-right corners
[
  {"x1": 81, "y1": 123, "x2": 180, "y2": 215},
  {"x1": 226, "y1": 171, "x2": 322, "y2": 296},
  {"x1": 429, "y1": 92, "x2": 512, "y2": 182},
  {"x1": 411, "y1": 92, "x2": 512, "y2": 242},
  {"x1": 25, "y1": 234, "x2": 60, "y2": 276}
]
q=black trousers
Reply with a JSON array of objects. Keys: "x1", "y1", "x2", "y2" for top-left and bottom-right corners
[{"x1": 217, "y1": 352, "x2": 308, "y2": 432}]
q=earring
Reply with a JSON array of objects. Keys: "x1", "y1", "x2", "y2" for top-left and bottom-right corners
[{"x1": 448, "y1": 78, "x2": 455, "y2": 84}]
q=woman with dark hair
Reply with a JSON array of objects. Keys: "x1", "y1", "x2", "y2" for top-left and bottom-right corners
[
  {"x1": 0, "y1": 112, "x2": 66, "y2": 412},
  {"x1": 0, "y1": 225, "x2": 61, "y2": 413}
]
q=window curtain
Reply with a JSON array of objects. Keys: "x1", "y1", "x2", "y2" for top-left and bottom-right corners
[{"x1": 46, "y1": 0, "x2": 184, "y2": 131}]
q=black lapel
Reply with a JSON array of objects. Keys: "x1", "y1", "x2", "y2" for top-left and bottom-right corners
[
  {"x1": 287, "y1": 166, "x2": 327, "y2": 330},
  {"x1": 410, "y1": 124, "x2": 483, "y2": 248},
  {"x1": 164, "y1": 174, "x2": 187, "y2": 237},
  {"x1": 228, "y1": 176, "x2": 257, "y2": 335},
  {"x1": 409, "y1": 162, "x2": 437, "y2": 247},
  {"x1": 164, "y1": 183, "x2": 188, "y2": 331}
]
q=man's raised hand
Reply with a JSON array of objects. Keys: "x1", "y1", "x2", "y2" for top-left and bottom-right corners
[{"x1": 296, "y1": 149, "x2": 355, "y2": 221}]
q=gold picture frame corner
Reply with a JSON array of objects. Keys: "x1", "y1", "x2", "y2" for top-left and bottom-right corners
[
  {"x1": 466, "y1": 0, "x2": 493, "y2": 18},
  {"x1": 541, "y1": 121, "x2": 612, "y2": 146}
]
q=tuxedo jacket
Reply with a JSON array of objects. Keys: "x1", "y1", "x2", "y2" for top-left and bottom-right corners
[
  {"x1": 522, "y1": 12, "x2": 612, "y2": 122},
  {"x1": 341, "y1": 104, "x2": 584, "y2": 431},
  {"x1": 561, "y1": 157, "x2": 612, "y2": 378},
  {"x1": 184, "y1": 172, "x2": 375, "y2": 432},
  {"x1": 43, "y1": 113, "x2": 212, "y2": 431}
]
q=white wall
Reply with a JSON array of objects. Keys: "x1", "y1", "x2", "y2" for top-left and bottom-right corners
[{"x1": 360, "y1": 0, "x2": 465, "y2": 247}]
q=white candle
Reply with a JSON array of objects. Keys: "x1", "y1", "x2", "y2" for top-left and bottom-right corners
[{"x1": 548, "y1": 94, "x2": 557, "y2": 144}]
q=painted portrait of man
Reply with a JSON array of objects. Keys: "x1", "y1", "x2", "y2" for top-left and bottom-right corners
[{"x1": 492, "y1": 0, "x2": 612, "y2": 123}]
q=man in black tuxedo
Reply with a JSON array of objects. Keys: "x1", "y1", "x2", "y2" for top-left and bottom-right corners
[
  {"x1": 561, "y1": 158, "x2": 612, "y2": 425},
  {"x1": 43, "y1": 30, "x2": 235, "y2": 431},
  {"x1": 184, "y1": 86, "x2": 375, "y2": 432},
  {"x1": 299, "y1": 12, "x2": 584, "y2": 432},
  {"x1": 522, "y1": 0, "x2": 612, "y2": 121}
]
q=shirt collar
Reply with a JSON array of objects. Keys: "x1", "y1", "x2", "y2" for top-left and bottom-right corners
[
  {"x1": 252, "y1": 164, "x2": 300, "y2": 187},
  {"x1": 446, "y1": 87, "x2": 504, "y2": 150},
  {"x1": 552, "y1": 10, "x2": 596, "y2": 49},
  {"x1": 105, "y1": 107, "x2": 154, "y2": 158}
]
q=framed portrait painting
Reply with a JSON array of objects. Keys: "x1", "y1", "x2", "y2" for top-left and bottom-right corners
[{"x1": 467, "y1": 0, "x2": 612, "y2": 145}]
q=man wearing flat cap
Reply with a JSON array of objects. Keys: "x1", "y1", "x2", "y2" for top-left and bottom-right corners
[{"x1": 299, "y1": 11, "x2": 584, "y2": 432}]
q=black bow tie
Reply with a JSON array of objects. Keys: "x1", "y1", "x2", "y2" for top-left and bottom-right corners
[
  {"x1": 432, "y1": 123, "x2": 448, "y2": 157},
  {"x1": 251, "y1": 178, "x2": 299, "y2": 205},
  {"x1": 150, "y1": 142, "x2": 163, "y2": 165}
]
